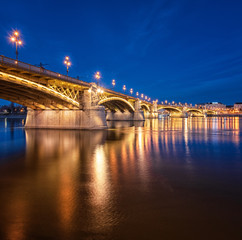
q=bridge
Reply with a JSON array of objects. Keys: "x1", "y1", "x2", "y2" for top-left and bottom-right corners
[{"x1": 0, "y1": 55, "x2": 215, "y2": 129}]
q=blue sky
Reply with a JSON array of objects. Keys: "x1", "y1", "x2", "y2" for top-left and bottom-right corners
[{"x1": 0, "y1": 0, "x2": 242, "y2": 105}]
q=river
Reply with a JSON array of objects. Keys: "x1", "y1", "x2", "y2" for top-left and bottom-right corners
[{"x1": 0, "y1": 117, "x2": 241, "y2": 240}]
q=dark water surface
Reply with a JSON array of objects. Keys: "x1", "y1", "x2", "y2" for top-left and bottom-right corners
[{"x1": 0, "y1": 117, "x2": 242, "y2": 240}]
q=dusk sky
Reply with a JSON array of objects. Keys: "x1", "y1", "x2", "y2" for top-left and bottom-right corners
[{"x1": 0, "y1": 0, "x2": 242, "y2": 105}]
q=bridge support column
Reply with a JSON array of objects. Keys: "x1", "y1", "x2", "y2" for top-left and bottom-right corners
[
  {"x1": 150, "y1": 102, "x2": 158, "y2": 119},
  {"x1": 25, "y1": 90, "x2": 107, "y2": 129},
  {"x1": 134, "y1": 100, "x2": 145, "y2": 121},
  {"x1": 106, "y1": 110, "x2": 134, "y2": 121}
]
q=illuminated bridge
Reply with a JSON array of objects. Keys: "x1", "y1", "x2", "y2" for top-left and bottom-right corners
[{"x1": 0, "y1": 55, "x2": 214, "y2": 129}]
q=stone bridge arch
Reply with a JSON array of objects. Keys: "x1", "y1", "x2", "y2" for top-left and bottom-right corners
[
  {"x1": 157, "y1": 106, "x2": 183, "y2": 113},
  {"x1": 140, "y1": 103, "x2": 150, "y2": 112},
  {"x1": 187, "y1": 109, "x2": 203, "y2": 114},
  {"x1": 206, "y1": 110, "x2": 216, "y2": 115},
  {"x1": 186, "y1": 108, "x2": 204, "y2": 116},
  {"x1": 98, "y1": 97, "x2": 135, "y2": 112}
]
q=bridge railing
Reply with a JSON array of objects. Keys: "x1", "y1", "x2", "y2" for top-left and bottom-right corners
[
  {"x1": 0, "y1": 55, "x2": 90, "y2": 87},
  {"x1": 0, "y1": 55, "x2": 161, "y2": 104}
]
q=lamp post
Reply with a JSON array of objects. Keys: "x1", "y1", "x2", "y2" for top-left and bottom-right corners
[
  {"x1": 112, "y1": 79, "x2": 115, "y2": 89},
  {"x1": 123, "y1": 85, "x2": 126, "y2": 93},
  {"x1": 95, "y1": 71, "x2": 101, "y2": 86},
  {"x1": 130, "y1": 88, "x2": 133, "y2": 95},
  {"x1": 136, "y1": 92, "x2": 139, "y2": 97},
  {"x1": 141, "y1": 94, "x2": 144, "y2": 99},
  {"x1": 10, "y1": 30, "x2": 22, "y2": 61},
  {"x1": 64, "y1": 56, "x2": 71, "y2": 76}
]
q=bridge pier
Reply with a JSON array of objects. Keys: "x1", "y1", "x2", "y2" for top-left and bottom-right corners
[
  {"x1": 25, "y1": 108, "x2": 107, "y2": 129},
  {"x1": 134, "y1": 100, "x2": 145, "y2": 121},
  {"x1": 105, "y1": 110, "x2": 145, "y2": 121},
  {"x1": 146, "y1": 102, "x2": 158, "y2": 119},
  {"x1": 170, "y1": 111, "x2": 188, "y2": 118},
  {"x1": 106, "y1": 110, "x2": 133, "y2": 121},
  {"x1": 25, "y1": 90, "x2": 107, "y2": 129}
]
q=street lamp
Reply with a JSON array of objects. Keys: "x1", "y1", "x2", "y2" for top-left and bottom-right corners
[
  {"x1": 136, "y1": 92, "x2": 139, "y2": 97},
  {"x1": 123, "y1": 85, "x2": 126, "y2": 93},
  {"x1": 130, "y1": 88, "x2": 133, "y2": 95},
  {"x1": 141, "y1": 94, "x2": 144, "y2": 99},
  {"x1": 95, "y1": 71, "x2": 101, "y2": 86},
  {"x1": 64, "y1": 56, "x2": 71, "y2": 76},
  {"x1": 165, "y1": 100, "x2": 167, "y2": 105},
  {"x1": 10, "y1": 30, "x2": 22, "y2": 61},
  {"x1": 112, "y1": 79, "x2": 115, "y2": 89}
]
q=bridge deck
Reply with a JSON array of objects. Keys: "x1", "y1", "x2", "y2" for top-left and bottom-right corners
[
  {"x1": 0, "y1": 55, "x2": 90, "y2": 87},
  {"x1": 0, "y1": 55, "x2": 144, "y2": 103}
]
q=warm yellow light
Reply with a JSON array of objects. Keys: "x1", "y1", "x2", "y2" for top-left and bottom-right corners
[
  {"x1": 65, "y1": 56, "x2": 69, "y2": 60},
  {"x1": 136, "y1": 92, "x2": 139, "y2": 96},
  {"x1": 67, "y1": 62, "x2": 71, "y2": 66},
  {"x1": 64, "y1": 61, "x2": 67, "y2": 64},
  {"x1": 11, "y1": 37, "x2": 16, "y2": 42},
  {"x1": 95, "y1": 71, "x2": 101, "y2": 79},
  {"x1": 18, "y1": 41, "x2": 22, "y2": 45},
  {"x1": 14, "y1": 31, "x2": 19, "y2": 36}
]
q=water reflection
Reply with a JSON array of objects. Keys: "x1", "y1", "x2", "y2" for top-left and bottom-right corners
[{"x1": 0, "y1": 117, "x2": 241, "y2": 239}]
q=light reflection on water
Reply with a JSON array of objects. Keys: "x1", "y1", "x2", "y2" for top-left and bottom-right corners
[{"x1": 0, "y1": 117, "x2": 241, "y2": 240}]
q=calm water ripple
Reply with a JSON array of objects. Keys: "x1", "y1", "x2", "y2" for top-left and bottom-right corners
[{"x1": 0, "y1": 117, "x2": 241, "y2": 240}]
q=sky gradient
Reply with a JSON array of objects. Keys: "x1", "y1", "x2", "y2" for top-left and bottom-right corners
[{"x1": 0, "y1": 0, "x2": 242, "y2": 105}]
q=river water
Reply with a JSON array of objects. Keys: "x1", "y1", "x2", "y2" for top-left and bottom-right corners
[{"x1": 0, "y1": 117, "x2": 241, "y2": 240}]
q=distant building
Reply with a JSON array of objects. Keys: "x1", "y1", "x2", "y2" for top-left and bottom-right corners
[
  {"x1": 204, "y1": 102, "x2": 226, "y2": 110},
  {"x1": 234, "y1": 102, "x2": 242, "y2": 111}
]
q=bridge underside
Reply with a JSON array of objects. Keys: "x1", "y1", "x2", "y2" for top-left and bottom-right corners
[
  {"x1": 98, "y1": 98, "x2": 144, "y2": 121},
  {"x1": 158, "y1": 107, "x2": 182, "y2": 113},
  {"x1": 100, "y1": 99, "x2": 134, "y2": 112},
  {"x1": 0, "y1": 80, "x2": 78, "y2": 110},
  {"x1": 187, "y1": 109, "x2": 204, "y2": 116}
]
